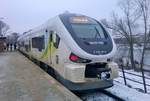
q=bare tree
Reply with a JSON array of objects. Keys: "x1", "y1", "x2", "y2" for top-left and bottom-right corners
[
  {"x1": 136, "y1": 0, "x2": 150, "y2": 93},
  {"x1": 102, "y1": 0, "x2": 150, "y2": 93},
  {"x1": 101, "y1": 0, "x2": 140, "y2": 70},
  {"x1": 0, "y1": 20, "x2": 10, "y2": 37}
]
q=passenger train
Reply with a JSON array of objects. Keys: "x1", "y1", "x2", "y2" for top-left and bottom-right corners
[{"x1": 18, "y1": 13, "x2": 118, "y2": 91}]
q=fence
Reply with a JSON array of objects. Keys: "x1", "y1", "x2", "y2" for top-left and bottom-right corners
[{"x1": 119, "y1": 65, "x2": 150, "y2": 93}]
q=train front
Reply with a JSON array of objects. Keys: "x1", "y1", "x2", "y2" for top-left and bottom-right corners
[{"x1": 59, "y1": 13, "x2": 118, "y2": 91}]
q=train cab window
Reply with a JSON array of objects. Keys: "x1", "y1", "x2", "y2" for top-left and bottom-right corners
[
  {"x1": 71, "y1": 24, "x2": 106, "y2": 39},
  {"x1": 69, "y1": 17, "x2": 107, "y2": 39},
  {"x1": 32, "y1": 35, "x2": 45, "y2": 51},
  {"x1": 51, "y1": 31, "x2": 60, "y2": 49}
]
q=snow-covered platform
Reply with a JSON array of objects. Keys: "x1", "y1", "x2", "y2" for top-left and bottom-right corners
[{"x1": 0, "y1": 52, "x2": 81, "y2": 101}]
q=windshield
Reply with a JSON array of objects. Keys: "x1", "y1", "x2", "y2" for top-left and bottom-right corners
[
  {"x1": 59, "y1": 14, "x2": 113, "y2": 55},
  {"x1": 71, "y1": 23, "x2": 106, "y2": 39}
]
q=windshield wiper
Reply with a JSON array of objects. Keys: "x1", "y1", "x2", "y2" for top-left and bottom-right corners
[
  {"x1": 83, "y1": 40, "x2": 90, "y2": 45},
  {"x1": 94, "y1": 27, "x2": 101, "y2": 39}
]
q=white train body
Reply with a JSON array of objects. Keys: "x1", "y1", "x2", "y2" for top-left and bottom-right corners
[{"x1": 18, "y1": 13, "x2": 118, "y2": 91}]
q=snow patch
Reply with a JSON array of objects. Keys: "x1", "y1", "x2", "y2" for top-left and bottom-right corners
[{"x1": 106, "y1": 82, "x2": 150, "y2": 101}]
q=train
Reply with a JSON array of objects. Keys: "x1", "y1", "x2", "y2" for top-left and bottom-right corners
[{"x1": 18, "y1": 13, "x2": 118, "y2": 91}]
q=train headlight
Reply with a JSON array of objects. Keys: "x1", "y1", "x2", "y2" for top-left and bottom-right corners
[{"x1": 69, "y1": 53, "x2": 91, "y2": 63}]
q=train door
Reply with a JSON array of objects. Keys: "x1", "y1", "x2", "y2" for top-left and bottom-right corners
[{"x1": 49, "y1": 31, "x2": 60, "y2": 66}]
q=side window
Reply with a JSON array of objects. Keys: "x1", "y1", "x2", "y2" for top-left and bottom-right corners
[
  {"x1": 32, "y1": 35, "x2": 45, "y2": 51},
  {"x1": 50, "y1": 31, "x2": 60, "y2": 49},
  {"x1": 29, "y1": 39, "x2": 31, "y2": 51}
]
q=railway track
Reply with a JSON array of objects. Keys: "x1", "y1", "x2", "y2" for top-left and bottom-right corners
[
  {"x1": 101, "y1": 90, "x2": 125, "y2": 101},
  {"x1": 75, "y1": 90, "x2": 125, "y2": 101}
]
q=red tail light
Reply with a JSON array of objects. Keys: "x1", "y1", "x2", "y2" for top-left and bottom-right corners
[
  {"x1": 69, "y1": 53, "x2": 91, "y2": 63},
  {"x1": 70, "y1": 55, "x2": 79, "y2": 61}
]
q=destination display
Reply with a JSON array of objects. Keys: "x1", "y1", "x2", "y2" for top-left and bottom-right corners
[{"x1": 70, "y1": 17, "x2": 95, "y2": 24}]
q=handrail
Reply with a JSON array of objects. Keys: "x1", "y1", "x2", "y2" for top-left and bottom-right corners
[
  {"x1": 119, "y1": 67, "x2": 150, "y2": 93},
  {"x1": 119, "y1": 75, "x2": 150, "y2": 87},
  {"x1": 119, "y1": 69, "x2": 150, "y2": 80}
]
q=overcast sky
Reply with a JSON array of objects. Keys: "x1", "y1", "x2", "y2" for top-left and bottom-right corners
[{"x1": 0, "y1": 0, "x2": 120, "y2": 34}]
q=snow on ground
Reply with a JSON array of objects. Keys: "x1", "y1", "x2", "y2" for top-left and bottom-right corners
[
  {"x1": 81, "y1": 92, "x2": 115, "y2": 101},
  {"x1": 106, "y1": 81, "x2": 150, "y2": 101},
  {"x1": 115, "y1": 69, "x2": 150, "y2": 93},
  {"x1": 81, "y1": 80, "x2": 150, "y2": 101}
]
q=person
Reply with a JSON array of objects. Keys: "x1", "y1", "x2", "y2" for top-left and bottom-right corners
[
  {"x1": 10, "y1": 43, "x2": 12, "y2": 51},
  {"x1": 14, "y1": 43, "x2": 17, "y2": 50},
  {"x1": 6, "y1": 43, "x2": 9, "y2": 51},
  {"x1": 134, "y1": 60, "x2": 139, "y2": 69},
  {"x1": 3, "y1": 42, "x2": 6, "y2": 51},
  {"x1": 119, "y1": 58, "x2": 123, "y2": 68}
]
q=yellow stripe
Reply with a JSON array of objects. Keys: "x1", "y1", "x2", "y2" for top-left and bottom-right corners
[{"x1": 40, "y1": 38, "x2": 56, "y2": 59}]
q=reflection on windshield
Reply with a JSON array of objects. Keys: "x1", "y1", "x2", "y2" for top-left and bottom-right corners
[{"x1": 71, "y1": 24, "x2": 106, "y2": 39}]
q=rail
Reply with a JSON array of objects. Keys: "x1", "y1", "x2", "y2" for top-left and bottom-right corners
[
  {"x1": 76, "y1": 90, "x2": 125, "y2": 101},
  {"x1": 101, "y1": 90, "x2": 125, "y2": 101}
]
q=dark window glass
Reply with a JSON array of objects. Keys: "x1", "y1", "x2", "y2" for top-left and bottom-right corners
[
  {"x1": 32, "y1": 35, "x2": 45, "y2": 51},
  {"x1": 71, "y1": 24, "x2": 106, "y2": 39},
  {"x1": 54, "y1": 34, "x2": 60, "y2": 48}
]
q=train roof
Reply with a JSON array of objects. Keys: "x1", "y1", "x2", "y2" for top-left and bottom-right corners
[{"x1": 18, "y1": 13, "x2": 91, "y2": 41}]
